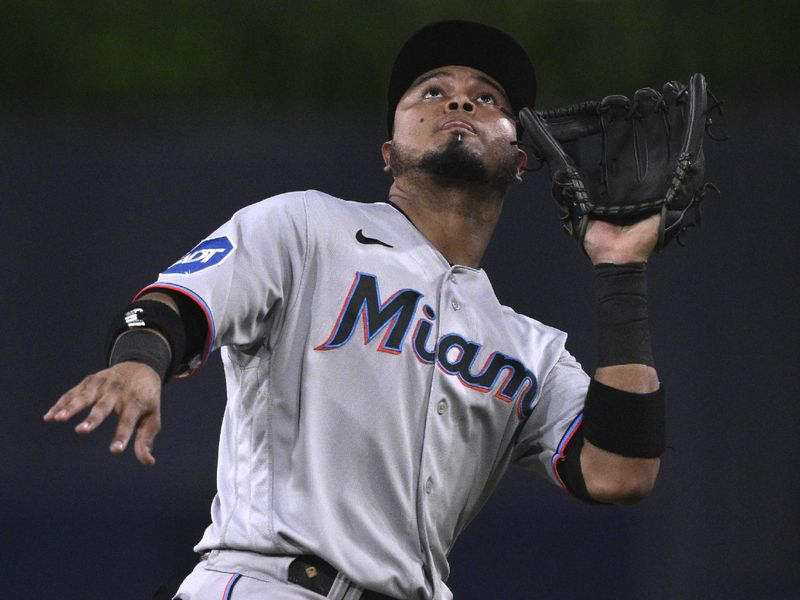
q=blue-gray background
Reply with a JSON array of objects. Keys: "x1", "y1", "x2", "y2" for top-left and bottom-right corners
[{"x1": 2, "y1": 2, "x2": 798, "y2": 598}]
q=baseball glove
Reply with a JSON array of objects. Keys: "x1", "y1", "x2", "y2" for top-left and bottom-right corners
[{"x1": 517, "y1": 73, "x2": 724, "y2": 251}]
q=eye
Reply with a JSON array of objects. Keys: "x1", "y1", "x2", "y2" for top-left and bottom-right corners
[
  {"x1": 476, "y1": 92, "x2": 496, "y2": 105},
  {"x1": 423, "y1": 87, "x2": 444, "y2": 99}
]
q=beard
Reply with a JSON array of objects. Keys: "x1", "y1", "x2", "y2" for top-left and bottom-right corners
[{"x1": 389, "y1": 134, "x2": 519, "y2": 191}]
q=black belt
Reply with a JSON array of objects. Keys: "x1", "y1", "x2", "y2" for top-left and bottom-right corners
[{"x1": 288, "y1": 555, "x2": 395, "y2": 599}]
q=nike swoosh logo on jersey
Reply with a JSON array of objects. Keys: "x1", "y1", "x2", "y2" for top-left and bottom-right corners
[{"x1": 355, "y1": 229, "x2": 393, "y2": 248}]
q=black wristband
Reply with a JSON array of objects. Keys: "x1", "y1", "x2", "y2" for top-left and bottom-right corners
[
  {"x1": 583, "y1": 378, "x2": 666, "y2": 458},
  {"x1": 108, "y1": 329, "x2": 172, "y2": 382},
  {"x1": 595, "y1": 262, "x2": 653, "y2": 367},
  {"x1": 106, "y1": 300, "x2": 186, "y2": 380}
]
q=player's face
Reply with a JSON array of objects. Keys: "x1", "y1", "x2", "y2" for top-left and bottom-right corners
[{"x1": 384, "y1": 65, "x2": 526, "y2": 187}]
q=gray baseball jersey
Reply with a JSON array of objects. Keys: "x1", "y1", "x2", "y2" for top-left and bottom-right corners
[{"x1": 140, "y1": 190, "x2": 589, "y2": 599}]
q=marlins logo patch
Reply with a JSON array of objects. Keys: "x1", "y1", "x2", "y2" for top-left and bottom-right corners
[{"x1": 162, "y1": 236, "x2": 235, "y2": 275}]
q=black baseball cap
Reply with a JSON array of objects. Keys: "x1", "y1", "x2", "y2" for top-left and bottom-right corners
[{"x1": 386, "y1": 20, "x2": 537, "y2": 136}]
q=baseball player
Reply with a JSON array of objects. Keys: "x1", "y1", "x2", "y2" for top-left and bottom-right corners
[{"x1": 44, "y1": 20, "x2": 667, "y2": 599}]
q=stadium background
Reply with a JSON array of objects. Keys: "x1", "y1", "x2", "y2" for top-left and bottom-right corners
[{"x1": 2, "y1": 2, "x2": 798, "y2": 598}]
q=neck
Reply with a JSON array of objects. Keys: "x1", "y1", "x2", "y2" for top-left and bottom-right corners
[{"x1": 387, "y1": 175, "x2": 506, "y2": 268}]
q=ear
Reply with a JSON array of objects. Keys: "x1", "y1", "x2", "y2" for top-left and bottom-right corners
[
  {"x1": 515, "y1": 147, "x2": 528, "y2": 182},
  {"x1": 381, "y1": 141, "x2": 393, "y2": 174}
]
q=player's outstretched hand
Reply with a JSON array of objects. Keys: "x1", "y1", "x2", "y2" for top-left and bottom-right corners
[
  {"x1": 583, "y1": 213, "x2": 660, "y2": 265},
  {"x1": 44, "y1": 362, "x2": 163, "y2": 466}
]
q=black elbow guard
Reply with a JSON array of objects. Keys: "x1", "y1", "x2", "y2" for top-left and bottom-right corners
[{"x1": 583, "y1": 379, "x2": 666, "y2": 458}]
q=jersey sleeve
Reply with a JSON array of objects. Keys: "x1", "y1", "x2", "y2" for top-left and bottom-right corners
[
  {"x1": 512, "y1": 347, "x2": 589, "y2": 490},
  {"x1": 136, "y1": 191, "x2": 310, "y2": 375}
]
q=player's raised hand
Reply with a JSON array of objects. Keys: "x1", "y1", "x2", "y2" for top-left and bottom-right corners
[
  {"x1": 44, "y1": 362, "x2": 163, "y2": 466},
  {"x1": 583, "y1": 213, "x2": 661, "y2": 265}
]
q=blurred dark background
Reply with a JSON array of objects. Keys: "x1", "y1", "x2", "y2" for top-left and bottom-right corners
[{"x1": 2, "y1": 1, "x2": 798, "y2": 598}]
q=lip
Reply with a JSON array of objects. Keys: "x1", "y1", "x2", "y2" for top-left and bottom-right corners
[{"x1": 441, "y1": 119, "x2": 475, "y2": 134}]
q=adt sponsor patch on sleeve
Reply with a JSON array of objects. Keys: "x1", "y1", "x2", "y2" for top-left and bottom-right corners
[{"x1": 162, "y1": 236, "x2": 235, "y2": 275}]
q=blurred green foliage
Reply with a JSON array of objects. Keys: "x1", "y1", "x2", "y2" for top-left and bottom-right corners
[{"x1": 1, "y1": 0, "x2": 794, "y2": 113}]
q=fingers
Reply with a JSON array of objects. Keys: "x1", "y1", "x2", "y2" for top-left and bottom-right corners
[
  {"x1": 44, "y1": 373, "x2": 109, "y2": 423},
  {"x1": 74, "y1": 392, "x2": 119, "y2": 434},
  {"x1": 133, "y1": 413, "x2": 162, "y2": 466},
  {"x1": 45, "y1": 363, "x2": 163, "y2": 465},
  {"x1": 109, "y1": 395, "x2": 159, "y2": 456}
]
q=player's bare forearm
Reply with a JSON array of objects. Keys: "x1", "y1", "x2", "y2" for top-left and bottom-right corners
[
  {"x1": 595, "y1": 363, "x2": 658, "y2": 393},
  {"x1": 580, "y1": 439, "x2": 660, "y2": 504}
]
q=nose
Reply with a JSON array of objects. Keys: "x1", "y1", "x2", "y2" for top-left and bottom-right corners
[{"x1": 447, "y1": 99, "x2": 474, "y2": 113}]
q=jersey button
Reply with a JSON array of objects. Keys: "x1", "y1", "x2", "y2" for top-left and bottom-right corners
[
  {"x1": 436, "y1": 400, "x2": 447, "y2": 415},
  {"x1": 451, "y1": 299, "x2": 461, "y2": 311},
  {"x1": 448, "y1": 274, "x2": 456, "y2": 283},
  {"x1": 425, "y1": 478, "x2": 433, "y2": 494}
]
